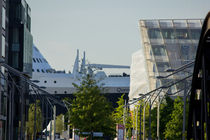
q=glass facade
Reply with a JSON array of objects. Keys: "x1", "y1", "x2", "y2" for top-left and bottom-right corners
[
  {"x1": 0, "y1": 1, "x2": 7, "y2": 140},
  {"x1": 139, "y1": 19, "x2": 202, "y2": 91}
]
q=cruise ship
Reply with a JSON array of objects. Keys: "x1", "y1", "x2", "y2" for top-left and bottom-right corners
[{"x1": 31, "y1": 45, "x2": 130, "y2": 107}]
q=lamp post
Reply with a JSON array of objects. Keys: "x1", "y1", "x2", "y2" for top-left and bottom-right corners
[
  {"x1": 182, "y1": 81, "x2": 187, "y2": 140},
  {"x1": 63, "y1": 100, "x2": 72, "y2": 139},
  {"x1": 157, "y1": 68, "x2": 191, "y2": 140},
  {"x1": 136, "y1": 106, "x2": 138, "y2": 139}
]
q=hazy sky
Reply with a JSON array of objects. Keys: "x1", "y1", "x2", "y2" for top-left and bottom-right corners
[{"x1": 26, "y1": 0, "x2": 209, "y2": 72}]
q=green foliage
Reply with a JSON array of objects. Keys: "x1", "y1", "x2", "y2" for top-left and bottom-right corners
[
  {"x1": 69, "y1": 74, "x2": 116, "y2": 138},
  {"x1": 56, "y1": 114, "x2": 64, "y2": 134},
  {"x1": 146, "y1": 96, "x2": 174, "y2": 139},
  {"x1": 113, "y1": 94, "x2": 133, "y2": 139},
  {"x1": 164, "y1": 96, "x2": 183, "y2": 140},
  {"x1": 113, "y1": 94, "x2": 125, "y2": 124},
  {"x1": 26, "y1": 100, "x2": 42, "y2": 138},
  {"x1": 159, "y1": 96, "x2": 174, "y2": 139}
]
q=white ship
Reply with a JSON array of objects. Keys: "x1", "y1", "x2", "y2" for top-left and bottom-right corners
[{"x1": 31, "y1": 45, "x2": 130, "y2": 97}]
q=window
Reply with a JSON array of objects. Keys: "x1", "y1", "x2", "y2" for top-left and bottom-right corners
[
  {"x1": 2, "y1": 8, "x2": 6, "y2": 29},
  {"x1": 175, "y1": 29, "x2": 189, "y2": 39},
  {"x1": 147, "y1": 29, "x2": 162, "y2": 39},
  {"x1": 54, "y1": 81, "x2": 57, "y2": 83},
  {"x1": 33, "y1": 58, "x2": 36, "y2": 63},
  {"x1": 37, "y1": 69, "x2": 40, "y2": 72},
  {"x1": 36, "y1": 58, "x2": 40, "y2": 63},
  {"x1": 156, "y1": 62, "x2": 170, "y2": 72},
  {"x1": 32, "y1": 69, "x2": 34, "y2": 72},
  {"x1": 41, "y1": 69, "x2": 45, "y2": 73},
  {"x1": 181, "y1": 45, "x2": 190, "y2": 60},
  {"x1": 161, "y1": 29, "x2": 176, "y2": 39},
  {"x1": 190, "y1": 29, "x2": 201, "y2": 40},
  {"x1": 64, "y1": 91, "x2": 67, "y2": 94},
  {"x1": 151, "y1": 45, "x2": 167, "y2": 56},
  {"x1": 54, "y1": 91, "x2": 57, "y2": 94},
  {"x1": 2, "y1": 36, "x2": 5, "y2": 57},
  {"x1": 44, "y1": 81, "x2": 47, "y2": 83},
  {"x1": 39, "y1": 58, "x2": 42, "y2": 63},
  {"x1": 153, "y1": 64, "x2": 156, "y2": 73}
]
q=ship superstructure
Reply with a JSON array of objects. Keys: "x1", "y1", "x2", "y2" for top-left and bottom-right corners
[{"x1": 31, "y1": 45, "x2": 130, "y2": 96}]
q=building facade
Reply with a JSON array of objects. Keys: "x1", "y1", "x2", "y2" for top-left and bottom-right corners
[
  {"x1": 8, "y1": 0, "x2": 33, "y2": 139},
  {"x1": 0, "y1": 0, "x2": 33, "y2": 139},
  {"x1": 0, "y1": 0, "x2": 9, "y2": 139},
  {"x1": 129, "y1": 19, "x2": 203, "y2": 101},
  {"x1": 139, "y1": 19, "x2": 202, "y2": 92}
]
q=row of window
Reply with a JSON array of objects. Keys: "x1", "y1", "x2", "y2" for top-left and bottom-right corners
[
  {"x1": 43, "y1": 80, "x2": 57, "y2": 83},
  {"x1": 151, "y1": 45, "x2": 197, "y2": 60},
  {"x1": 147, "y1": 29, "x2": 201, "y2": 40},
  {"x1": 33, "y1": 58, "x2": 48, "y2": 63},
  {"x1": 54, "y1": 91, "x2": 68, "y2": 94},
  {"x1": 32, "y1": 69, "x2": 52, "y2": 73}
]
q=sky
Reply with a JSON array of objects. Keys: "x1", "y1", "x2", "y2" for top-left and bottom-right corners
[{"x1": 26, "y1": 0, "x2": 210, "y2": 73}]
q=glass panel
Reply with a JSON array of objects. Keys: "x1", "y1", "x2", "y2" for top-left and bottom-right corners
[
  {"x1": 1, "y1": 67, "x2": 5, "y2": 86},
  {"x1": 190, "y1": 29, "x2": 201, "y2": 39},
  {"x1": 145, "y1": 20, "x2": 159, "y2": 28},
  {"x1": 173, "y1": 20, "x2": 187, "y2": 28},
  {"x1": 156, "y1": 62, "x2": 170, "y2": 72},
  {"x1": 159, "y1": 20, "x2": 173, "y2": 28},
  {"x1": 180, "y1": 45, "x2": 190, "y2": 60},
  {"x1": 175, "y1": 29, "x2": 190, "y2": 39},
  {"x1": 180, "y1": 45, "x2": 197, "y2": 62},
  {"x1": 151, "y1": 45, "x2": 167, "y2": 56},
  {"x1": 165, "y1": 45, "x2": 182, "y2": 68},
  {"x1": 2, "y1": 8, "x2": 6, "y2": 29},
  {"x1": 147, "y1": 29, "x2": 162, "y2": 39},
  {"x1": 1, "y1": 36, "x2": 5, "y2": 57},
  {"x1": 187, "y1": 20, "x2": 202, "y2": 28},
  {"x1": 161, "y1": 29, "x2": 176, "y2": 39}
]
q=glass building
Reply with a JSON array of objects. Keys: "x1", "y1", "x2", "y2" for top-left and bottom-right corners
[
  {"x1": 0, "y1": 0, "x2": 9, "y2": 139},
  {"x1": 139, "y1": 19, "x2": 202, "y2": 93}
]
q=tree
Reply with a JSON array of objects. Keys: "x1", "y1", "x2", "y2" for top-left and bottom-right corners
[
  {"x1": 113, "y1": 94, "x2": 133, "y2": 139},
  {"x1": 164, "y1": 96, "x2": 183, "y2": 139},
  {"x1": 56, "y1": 114, "x2": 64, "y2": 134},
  {"x1": 146, "y1": 96, "x2": 174, "y2": 139},
  {"x1": 69, "y1": 74, "x2": 116, "y2": 139},
  {"x1": 113, "y1": 94, "x2": 125, "y2": 124},
  {"x1": 159, "y1": 96, "x2": 174, "y2": 139},
  {"x1": 26, "y1": 100, "x2": 42, "y2": 139}
]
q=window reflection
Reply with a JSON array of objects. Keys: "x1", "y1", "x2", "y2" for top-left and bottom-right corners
[
  {"x1": 2, "y1": 36, "x2": 5, "y2": 57},
  {"x1": 2, "y1": 8, "x2": 6, "y2": 29},
  {"x1": 175, "y1": 29, "x2": 189, "y2": 39},
  {"x1": 151, "y1": 45, "x2": 167, "y2": 56},
  {"x1": 147, "y1": 29, "x2": 162, "y2": 39},
  {"x1": 161, "y1": 29, "x2": 176, "y2": 39},
  {"x1": 156, "y1": 62, "x2": 170, "y2": 72},
  {"x1": 190, "y1": 29, "x2": 201, "y2": 39}
]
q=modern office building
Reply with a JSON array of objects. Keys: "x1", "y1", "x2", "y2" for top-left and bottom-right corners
[
  {"x1": 8, "y1": 0, "x2": 33, "y2": 139},
  {"x1": 0, "y1": 0, "x2": 9, "y2": 139},
  {"x1": 0, "y1": 0, "x2": 33, "y2": 139},
  {"x1": 129, "y1": 19, "x2": 203, "y2": 100}
]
